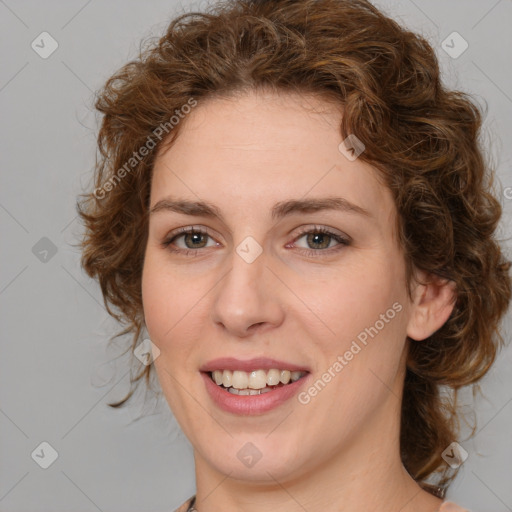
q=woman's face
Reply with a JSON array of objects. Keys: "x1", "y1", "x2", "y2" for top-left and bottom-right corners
[{"x1": 142, "y1": 90, "x2": 420, "y2": 482}]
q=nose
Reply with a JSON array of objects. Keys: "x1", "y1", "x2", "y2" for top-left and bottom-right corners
[{"x1": 210, "y1": 241, "x2": 285, "y2": 338}]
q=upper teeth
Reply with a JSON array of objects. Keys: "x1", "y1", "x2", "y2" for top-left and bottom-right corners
[{"x1": 212, "y1": 369, "x2": 306, "y2": 390}]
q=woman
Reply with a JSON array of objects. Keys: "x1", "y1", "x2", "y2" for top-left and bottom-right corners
[{"x1": 77, "y1": 1, "x2": 511, "y2": 510}]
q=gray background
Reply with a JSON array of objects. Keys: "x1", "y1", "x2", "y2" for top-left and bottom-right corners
[{"x1": 0, "y1": 0, "x2": 511, "y2": 510}]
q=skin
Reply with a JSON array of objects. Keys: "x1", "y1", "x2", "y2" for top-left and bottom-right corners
[{"x1": 141, "y1": 89, "x2": 456, "y2": 512}]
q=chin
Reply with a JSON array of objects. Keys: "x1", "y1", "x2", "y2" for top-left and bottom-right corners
[{"x1": 197, "y1": 436, "x2": 308, "y2": 483}]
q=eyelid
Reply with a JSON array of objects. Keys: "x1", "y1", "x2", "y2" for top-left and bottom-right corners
[
  {"x1": 288, "y1": 225, "x2": 351, "y2": 255},
  {"x1": 161, "y1": 224, "x2": 350, "y2": 256},
  {"x1": 162, "y1": 225, "x2": 220, "y2": 248},
  {"x1": 292, "y1": 224, "x2": 350, "y2": 242}
]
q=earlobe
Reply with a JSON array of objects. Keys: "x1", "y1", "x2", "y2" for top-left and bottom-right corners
[{"x1": 406, "y1": 272, "x2": 457, "y2": 341}]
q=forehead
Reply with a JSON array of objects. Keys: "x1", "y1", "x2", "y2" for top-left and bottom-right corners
[{"x1": 151, "y1": 90, "x2": 393, "y2": 223}]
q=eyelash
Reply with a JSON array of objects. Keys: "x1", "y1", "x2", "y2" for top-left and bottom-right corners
[{"x1": 161, "y1": 225, "x2": 350, "y2": 258}]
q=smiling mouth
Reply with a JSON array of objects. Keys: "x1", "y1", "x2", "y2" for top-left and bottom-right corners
[{"x1": 208, "y1": 368, "x2": 308, "y2": 395}]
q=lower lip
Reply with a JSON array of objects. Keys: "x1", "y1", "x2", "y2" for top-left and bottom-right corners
[{"x1": 201, "y1": 371, "x2": 310, "y2": 415}]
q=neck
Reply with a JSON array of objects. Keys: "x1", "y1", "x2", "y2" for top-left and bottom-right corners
[{"x1": 191, "y1": 396, "x2": 442, "y2": 512}]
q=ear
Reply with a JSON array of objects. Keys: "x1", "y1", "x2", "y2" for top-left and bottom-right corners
[{"x1": 406, "y1": 270, "x2": 457, "y2": 341}]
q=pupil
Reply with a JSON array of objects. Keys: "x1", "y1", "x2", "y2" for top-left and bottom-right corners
[
  {"x1": 307, "y1": 232, "x2": 330, "y2": 249},
  {"x1": 184, "y1": 232, "x2": 331, "y2": 250},
  {"x1": 185, "y1": 233, "x2": 206, "y2": 248}
]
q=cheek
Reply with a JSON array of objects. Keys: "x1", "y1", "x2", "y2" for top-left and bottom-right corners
[
  {"x1": 141, "y1": 259, "x2": 197, "y2": 414},
  {"x1": 141, "y1": 254, "x2": 211, "y2": 364},
  {"x1": 141, "y1": 264, "x2": 169, "y2": 342},
  {"x1": 305, "y1": 264, "x2": 403, "y2": 340},
  {"x1": 296, "y1": 278, "x2": 407, "y2": 438},
  {"x1": 297, "y1": 258, "x2": 409, "y2": 397},
  {"x1": 141, "y1": 255, "x2": 188, "y2": 348}
]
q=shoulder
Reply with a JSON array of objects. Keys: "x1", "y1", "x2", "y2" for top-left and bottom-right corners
[
  {"x1": 439, "y1": 501, "x2": 472, "y2": 512},
  {"x1": 173, "y1": 495, "x2": 195, "y2": 512}
]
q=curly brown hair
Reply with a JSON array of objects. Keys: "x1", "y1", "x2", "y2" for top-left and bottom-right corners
[{"x1": 76, "y1": 0, "x2": 511, "y2": 498}]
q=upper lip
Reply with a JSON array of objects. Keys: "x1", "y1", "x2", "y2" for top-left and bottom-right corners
[{"x1": 199, "y1": 357, "x2": 311, "y2": 373}]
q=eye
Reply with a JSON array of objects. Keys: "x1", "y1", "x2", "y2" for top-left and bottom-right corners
[
  {"x1": 290, "y1": 225, "x2": 350, "y2": 257},
  {"x1": 162, "y1": 226, "x2": 219, "y2": 255},
  {"x1": 161, "y1": 225, "x2": 350, "y2": 258}
]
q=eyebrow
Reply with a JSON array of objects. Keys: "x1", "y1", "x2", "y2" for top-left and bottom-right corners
[{"x1": 149, "y1": 196, "x2": 372, "y2": 221}]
